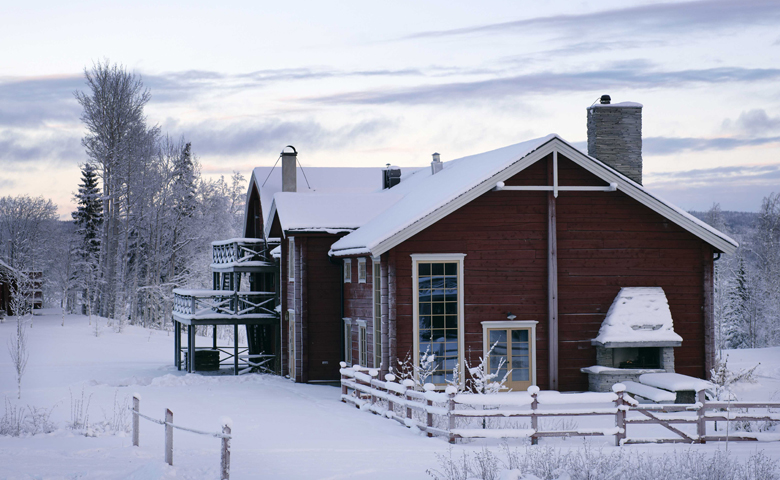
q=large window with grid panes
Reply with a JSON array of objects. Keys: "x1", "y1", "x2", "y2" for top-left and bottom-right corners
[
  {"x1": 373, "y1": 260, "x2": 381, "y2": 368},
  {"x1": 412, "y1": 254, "x2": 465, "y2": 386}
]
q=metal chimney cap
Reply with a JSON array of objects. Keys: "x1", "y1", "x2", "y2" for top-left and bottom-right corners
[
  {"x1": 600, "y1": 95, "x2": 611, "y2": 105},
  {"x1": 281, "y1": 145, "x2": 297, "y2": 156},
  {"x1": 432, "y1": 152, "x2": 441, "y2": 162}
]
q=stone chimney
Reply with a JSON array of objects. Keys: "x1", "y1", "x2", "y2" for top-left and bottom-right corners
[
  {"x1": 587, "y1": 95, "x2": 643, "y2": 184},
  {"x1": 431, "y1": 152, "x2": 443, "y2": 175},
  {"x1": 281, "y1": 145, "x2": 297, "y2": 192}
]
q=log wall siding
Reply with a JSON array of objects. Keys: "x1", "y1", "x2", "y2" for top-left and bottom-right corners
[
  {"x1": 343, "y1": 256, "x2": 377, "y2": 367},
  {"x1": 385, "y1": 154, "x2": 711, "y2": 391}
]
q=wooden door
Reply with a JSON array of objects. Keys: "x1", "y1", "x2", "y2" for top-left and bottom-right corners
[{"x1": 486, "y1": 327, "x2": 534, "y2": 392}]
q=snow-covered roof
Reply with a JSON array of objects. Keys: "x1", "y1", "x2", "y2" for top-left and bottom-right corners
[
  {"x1": 247, "y1": 166, "x2": 390, "y2": 237},
  {"x1": 267, "y1": 192, "x2": 403, "y2": 237},
  {"x1": 328, "y1": 134, "x2": 738, "y2": 257},
  {"x1": 0, "y1": 258, "x2": 16, "y2": 276},
  {"x1": 593, "y1": 287, "x2": 683, "y2": 347}
]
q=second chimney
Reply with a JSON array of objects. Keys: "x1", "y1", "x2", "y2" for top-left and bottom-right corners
[
  {"x1": 281, "y1": 145, "x2": 297, "y2": 192},
  {"x1": 587, "y1": 95, "x2": 643, "y2": 184}
]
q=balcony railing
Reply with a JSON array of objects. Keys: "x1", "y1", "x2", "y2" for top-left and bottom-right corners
[
  {"x1": 172, "y1": 289, "x2": 278, "y2": 322},
  {"x1": 211, "y1": 238, "x2": 275, "y2": 270}
]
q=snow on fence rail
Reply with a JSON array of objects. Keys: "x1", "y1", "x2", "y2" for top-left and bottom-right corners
[
  {"x1": 339, "y1": 363, "x2": 780, "y2": 445},
  {"x1": 130, "y1": 394, "x2": 232, "y2": 479}
]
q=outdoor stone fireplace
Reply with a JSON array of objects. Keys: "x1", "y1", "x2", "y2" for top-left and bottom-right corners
[{"x1": 582, "y1": 287, "x2": 683, "y2": 392}]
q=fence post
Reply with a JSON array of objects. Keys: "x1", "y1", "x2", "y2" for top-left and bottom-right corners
[
  {"x1": 697, "y1": 389, "x2": 706, "y2": 444},
  {"x1": 446, "y1": 386, "x2": 456, "y2": 444},
  {"x1": 385, "y1": 374, "x2": 396, "y2": 414},
  {"x1": 221, "y1": 422, "x2": 231, "y2": 480},
  {"x1": 340, "y1": 362, "x2": 348, "y2": 401},
  {"x1": 424, "y1": 383, "x2": 435, "y2": 438},
  {"x1": 165, "y1": 409, "x2": 173, "y2": 466},
  {"x1": 613, "y1": 383, "x2": 626, "y2": 447},
  {"x1": 403, "y1": 379, "x2": 414, "y2": 420},
  {"x1": 369, "y1": 369, "x2": 378, "y2": 407},
  {"x1": 529, "y1": 385, "x2": 539, "y2": 445},
  {"x1": 132, "y1": 394, "x2": 140, "y2": 447}
]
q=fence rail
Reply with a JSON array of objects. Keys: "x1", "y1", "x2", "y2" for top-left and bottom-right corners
[
  {"x1": 131, "y1": 394, "x2": 232, "y2": 479},
  {"x1": 340, "y1": 363, "x2": 780, "y2": 445}
]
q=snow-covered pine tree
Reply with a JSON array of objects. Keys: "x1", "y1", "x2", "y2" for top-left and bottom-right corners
[{"x1": 72, "y1": 163, "x2": 103, "y2": 318}]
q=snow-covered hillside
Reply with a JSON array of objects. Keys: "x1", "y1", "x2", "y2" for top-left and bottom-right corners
[{"x1": 1, "y1": 311, "x2": 779, "y2": 479}]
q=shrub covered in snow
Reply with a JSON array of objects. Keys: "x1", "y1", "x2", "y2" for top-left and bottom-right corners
[{"x1": 426, "y1": 443, "x2": 779, "y2": 480}]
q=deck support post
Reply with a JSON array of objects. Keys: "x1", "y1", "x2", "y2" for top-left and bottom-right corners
[
  {"x1": 174, "y1": 320, "x2": 180, "y2": 369},
  {"x1": 187, "y1": 324, "x2": 195, "y2": 373},
  {"x1": 213, "y1": 325, "x2": 218, "y2": 350},
  {"x1": 234, "y1": 323, "x2": 239, "y2": 375},
  {"x1": 547, "y1": 152, "x2": 559, "y2": 390}
]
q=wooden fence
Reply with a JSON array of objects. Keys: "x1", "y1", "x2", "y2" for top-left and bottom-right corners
[
  {"x1": 340, "y1": 363, "x2": 780, "y2": 445},
  {"x1": 131, "y1": 394, "x2": 232, "y2": 479}
]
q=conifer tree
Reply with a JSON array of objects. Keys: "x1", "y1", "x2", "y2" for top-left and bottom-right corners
[{"x1": 72, "y1": 163, "x2": 103, "y2": 317}]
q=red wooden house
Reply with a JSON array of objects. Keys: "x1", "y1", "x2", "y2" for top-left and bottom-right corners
[{"x1": 215, "y1": 97, "x2": 737, "y2": 392}]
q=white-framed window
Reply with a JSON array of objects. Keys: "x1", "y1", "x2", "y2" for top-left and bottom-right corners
[
  {"x1": 357, "y1": 257, "x2": 367, "y2": 283},
  {"x1": 288, "y1": 237, "x2": 295, "y2": 282},
  {"x1": 372, "y1": 259, "x2": 381, "y2": 369},
  {"x1": 343, "y1": 258, "x2": 352, "y2": 283},
  {"x1": 288, "y1": 309, "x2": 296, "y2": 380},
  {"x1": 481, "y1": 320, "x2": 537, "y2": 391},
  {"x1": 357, "y1": 319, "x2": 367, "y2": 366},
  {"x1": 343, "y1": 318, "x2": 353, "y2": 364},
  {"x1": 412, "y1": 253, "x2": 465, "y2": 387}
]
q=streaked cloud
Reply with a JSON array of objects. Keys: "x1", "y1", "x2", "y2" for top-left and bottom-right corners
[
  {"x1": 0, "y1": 130, "x2": 82, "y2": 166},
  {"x1": 722, "y1": 109, "x2": 780, "y2": 136},
  {"x1": 305, "y1": 66, "x2": 780, "y2": 106},
  {"x1": 171, "y1": 117, "x2": 395, "y2": 157},
  {"x1": 405, "y1": 0, "x2": 780, "y2": 40},
  {"x1": 644, "y1": 163, "x2": 780, "y2": 211},
  {"x1": 644, "y1": 135, "x2": 780, "y2": 155}
]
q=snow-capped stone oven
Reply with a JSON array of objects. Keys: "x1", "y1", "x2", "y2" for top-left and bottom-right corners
[{"x1": 582, "y1": 287, "x2": 683, "y2": 392}]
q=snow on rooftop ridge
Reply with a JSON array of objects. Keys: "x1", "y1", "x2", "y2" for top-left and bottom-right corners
[
  {"x1": 330, "y1": 134, "x2": 558, "y2": 255},
  {"x1": 593, "y1": 287, "x2": 683, "y2": 346},
  {"x1": 250, "y1": 166, "x2": 389, "y2": 235},
  {"x1": 589, "y1": 101, "x2": 643, "y2": 108},
  {"x1": 271, "y1": 192, "x2": 403, "y2": 234}
]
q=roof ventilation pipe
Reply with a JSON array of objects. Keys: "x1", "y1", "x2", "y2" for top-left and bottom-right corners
[
  {"x1": 383, "y1": 164, "x2": 401, "y2": 189},
  {"x1": 281, "y1": 145, "x2": 298, "y2": 193},
  {"x1": 431, "y1": 152, "x2": 443, "y2": 175}
]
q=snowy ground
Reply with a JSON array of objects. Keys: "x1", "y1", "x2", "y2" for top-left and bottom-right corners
[{"x1": 1, "y1": 310, "x2": 779, "y2": 479}]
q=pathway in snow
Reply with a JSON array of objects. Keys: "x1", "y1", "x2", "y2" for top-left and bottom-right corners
[{"x1": 1, "y1": 311, "x2": 779, "y2": 479}]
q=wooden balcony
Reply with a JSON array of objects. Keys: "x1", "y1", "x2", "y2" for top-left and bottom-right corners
[
  {"x1": 210, "y1": 238, "x2": 277, "y2": 273},
  {"x1": 172, "y1": 289, "x2": 279, "y2": 325}
]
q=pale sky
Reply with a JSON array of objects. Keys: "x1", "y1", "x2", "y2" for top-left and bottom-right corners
[{"x1": 1, "y1": 0, "x2": 779, "y2": 216}]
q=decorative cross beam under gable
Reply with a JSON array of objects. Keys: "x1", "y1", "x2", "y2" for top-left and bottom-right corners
[{"x1": 492, "y1": 151, "x2": 617, "y2": 197}]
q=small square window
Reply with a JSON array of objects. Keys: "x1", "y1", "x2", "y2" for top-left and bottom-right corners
[
  {"x1": 343, "y1": 259, "x2": 352, "y2": 283},
  {"x1": 358, "y1": 258, "x2": 367, "y2": 283}
]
